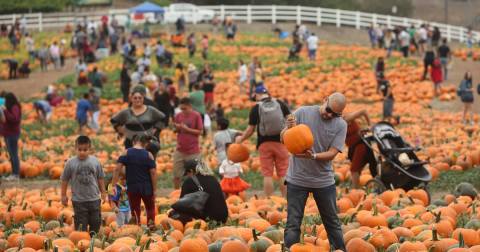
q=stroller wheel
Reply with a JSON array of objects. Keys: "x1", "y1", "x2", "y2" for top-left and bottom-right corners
[{"x1": 365, "y1": 178, "x2": 387, "y2": 194}]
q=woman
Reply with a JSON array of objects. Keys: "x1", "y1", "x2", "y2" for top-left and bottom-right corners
[
  {"x1": 378, "y1": 73, "x2": 395, "y2": 121},
  {"x1": 174, "y1": 63, "x2": 187, "y2": 91},
  {"x1": 254, "y1": 62, "x2": 264, "y2": 87},
  {"x1": 110, "y1": 86, "x2": 166, "y2": 156},
  {"x1": 1, "y1": 93, "x2": 22, "y2": 181},
  {"x1": 383, "y1": 30, "x2": 395, "y2": 58},
  {"x1": 187, "y1": 33, "x2": 196, "y2": 58},
  {"x1": 120, "y1": 64, "x2": 131, "y2": 103},
  {"x1": 112, "y1": 135, "x2": 157, "y2": 229},
  {"x1": 430, "y1": 56, "x2": 443, "y2": 97},
  {"x1": 154, "y1": 84, "x2": 173, "y2": 127},
  {"x1": 422, "y1": 45, "x2": 435, "y2": 80},
  {"x1": 343, "y1": 110, "x2": 376, "y2": 188},
  {"x1": 169, "y1": 159, "x2": 228, "y2": 224},
  {"x1": 459, "y1": 72, "x2": 474, "y2": 125}
]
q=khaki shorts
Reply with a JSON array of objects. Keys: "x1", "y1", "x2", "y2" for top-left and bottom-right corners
[{"x1": 172, "y1": 151, "x2": 201, "y2": 179}]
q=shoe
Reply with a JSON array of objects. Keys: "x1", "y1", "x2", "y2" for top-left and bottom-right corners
[{"x1": 4, "y1": 175, "x2": 19, "y2": 181}]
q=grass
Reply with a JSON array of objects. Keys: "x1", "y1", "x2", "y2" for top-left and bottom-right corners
[
  {"x1": 22, "y1": 118, "x2": 78, "y2": 140},
  {"x1": 428, "y1": 168, "x2": 480, "y2": 193}
]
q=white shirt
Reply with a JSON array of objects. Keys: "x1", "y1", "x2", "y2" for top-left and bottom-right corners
[
  {"x1": 399, "y1": 31, "x2": 410, "y2": 47},
  {"x1": 49, "y1": 45, "x2": 60, "y2": 57},
  {"x1": 219, "y1": 159, "x2": 242, "y2": 178},
  {"x1": 131, "y1": 72, "x2": 141, "y2": 85},
  {"x1": 417, "y1": 27, "x2": 428, "y2": 41},
  {"x1": 26, "y1": 37, "x2": 34, "y2": 52},
  {"x1": 307, "y1": 35, "x2": 318, "y2": 50},
  {"x1": 238, "y1": 64, "x2": 247, "y2": 83},
  {"x1": 144, "y1": 46, "x2": 152, "y2": 57}
]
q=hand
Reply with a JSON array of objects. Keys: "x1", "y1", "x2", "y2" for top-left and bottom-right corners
[
  {"x1": 235, "y1": 135, "x2": 243, "y2": 144},
  {"x1": 174, "y1": 123, "x2": 183, "y2": 131},
  {"x1": 101, "y1": 192, "x2": 107, "y2": 203},
  {"x1": 286, "y1": 114, "x2": 297, "y2": 128},
  {"x1": 61, "y1": 195, "x2": 68, "y2": 206},
  {"x1": 114, "y1": 207, "x2": 119, "y2": 214}
]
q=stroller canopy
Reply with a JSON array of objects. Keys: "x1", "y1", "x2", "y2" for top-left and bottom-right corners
[{"x1": 130, "y1": 2, "x2": 165, "y2": 14}]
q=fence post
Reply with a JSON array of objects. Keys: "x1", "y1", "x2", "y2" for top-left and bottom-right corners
[
  {"x1": 296, "y1": 5, "x2": 301, "y2": 25},
  {"x1": 336, "y1": 9, "x2": 340, "y2": 27},
  {"x1": 403, "y1": 17, "x2": 408, "y2": 27},
  {"x1": 272, "y1": 5, "x2": 276, "y2": 24},
  {"x1": 355, "y1": 11, "x2": 360, "y2": 29},
  {"x1": 220, "y1": 5, "x2": 225, "y2": 21},
  {"x1": 317, "y1": 8, "x2": 322, "y2": 26},
  {"x1": 12, "y1": 14, "x2": 16, "y2": 25},
  {"x1": 446, "y1": 25, "x2": 451, "y2": 42},
  {"x1": 386, "y1": 15, "x2": 391, "y2": 28},
  {"x1": 247, "y1": 5, "x2": 252, "y2": 24},
  {"x1": 372, "y1": 13, "x2": 377, "y2": 26},
  {"x1": 38, "y1": 13, "x2": 43, "y2": 32}
]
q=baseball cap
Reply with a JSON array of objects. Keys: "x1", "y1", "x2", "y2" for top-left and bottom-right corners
[{"x1": 255, "y1": 85, "x2": 268, "y2": 94}]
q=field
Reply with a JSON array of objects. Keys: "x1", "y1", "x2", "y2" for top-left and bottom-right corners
[{"x1": 0, "y1": 30, "x2": 480, "y2": 252}]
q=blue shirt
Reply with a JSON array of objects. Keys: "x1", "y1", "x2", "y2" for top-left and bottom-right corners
[
  {"x1": 35, "y1": 100, "x2": 51, "y2": 113},
  {"x1": 117, "y1": 148, "x2": 156, "y2": 195},
  {"x1": 108, "y1": 183, "x2": 130, "y2": 212},
  {"x1": 156, "y1": 45, "x2": 164, "y2": 56},
  {"x1": 76, "y1": 99, "x2": 92, "y2": 121}
]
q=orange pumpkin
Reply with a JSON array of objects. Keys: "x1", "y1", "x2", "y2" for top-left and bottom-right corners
[
  {"x1": 227, "y1": 144, "x2": 250, "y2": 163},
  {"x1": 282, "y1": 124, "x2": 314, "y2": 154}
]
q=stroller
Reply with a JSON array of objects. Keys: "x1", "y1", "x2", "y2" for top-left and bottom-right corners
[{"x1": 360, "y1": 122, "x2": 432, "y2": 198}]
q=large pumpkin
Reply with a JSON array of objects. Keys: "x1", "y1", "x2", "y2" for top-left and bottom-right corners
[
  {"x1": 282, "y1": 124, "x2": 314, "y2": 154},
  {"x1": 227, "y1": 144, "x2": 250, "y2": 163}
]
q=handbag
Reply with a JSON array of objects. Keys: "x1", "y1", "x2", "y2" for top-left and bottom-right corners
[
  {"x1": 171, "y1": 175, "x2": 210, "y2": 217},
  {"x1": 130, "y1": 109, "x2": 161, "y2": 156}
]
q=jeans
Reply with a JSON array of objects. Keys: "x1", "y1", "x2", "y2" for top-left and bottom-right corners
[
  {"x1": 284, "y1": 183, "x2": 346, "y2": 251},
  {"x1": 72, "y1": 200, "x2": 101, "y2": 236},
  {"x1": 89, "y1": 111, "x2": 100, "y2": 130},
  {"x1": 308, "y1": 49, "x2": 316, "y2": 60},
  {"x1": 116, "y1": 211, "x2": 131, "y2": 227},
  {"x1": 249, "y1": 79, "x2": 255, "y2": 100},
  {"x1": 5, "y1": 135, "x2": 20, "y2": 176},
  {"x1": 440, "y1": 57, "x2": 448, "y2": 80}
]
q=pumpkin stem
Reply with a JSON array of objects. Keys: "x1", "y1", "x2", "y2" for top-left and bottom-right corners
[
  {"x1": 363, "y1": 232, "x2": 372, "y2": 241},
  {"x1": 48, "y1": 200, "x2": 52, "y2": 207},
  {"x1": 252, "y1": 229, "x2": 258, "y2": 241},
  {"x1": 407, "y1": 196, "x2": 415, "y2": 205},
  {"x1": 135, "y1": 233, "x2": 141, "y2": 246},
  {"x1": 145, "y1": 238, "x2": 152, "y2": 250},
  {"x1": 458, "y1": 232, "x2": 465, "y2": 248},
  {"x1": 254, "y1": 194, "x2": 259, "y2": 200},
  {"x1": 472, "y1": 202, "x2": 477, "y2": 216},
  {"x1": 300, "y1": 225, "x2": 305, "y2": 245},
  {"x1": 22, "y1": 202, "x2": 27, "y2": 210},
  {"x1": 435, "y1": 212, "x2": 441, "y2": 223},
  {"x1": 43, "y1": 239, "x2": 49, "y2": 251},
  {"x1": 89, "y1": 234, "x2": 95, "y2": 252},
  {"x1": 53, "y1": 245, "x2": 58, "y2": 252},
  {"x1": 139, "y1": 244, "x2": 145, "y2": 252},
  {"x1": 280, "y1": 242, "x2": 285, "y2": 252},
  {"x1": 101, "y1": 236, "x2": 106, "y2": 250},
  {"x1": 193, "y1": 221, "x2": 201, "y2": 230},
  {"x1": 432, "y1": 228, "x2": 439, "y2": 241},
  {"x1": 372, "y1": 200, "x2": 378, "y2": 216}
]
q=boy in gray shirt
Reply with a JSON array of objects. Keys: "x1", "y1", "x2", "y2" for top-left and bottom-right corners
[{"x1": 61, "y1": 135, "x2": 106, "y2": 235}]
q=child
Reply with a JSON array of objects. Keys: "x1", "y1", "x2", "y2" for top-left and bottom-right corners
[
  {"x1": 61, "y1": 135, "x2": 106, "y2": 235},
  {"x1": 76, "y1": 93, "x2": 92, "y2": 134},
  {"x1": 33, "y1": 100, "x2": 52, "y2": 124},
  {"x1": 108, "y1": 176, "x2": 131, "y2": 227},
  {"x1": 65, "y1": 84, "x2": 74, "y2": 101},
  {"x1": 430, "y1": 56, "x2": 443, "y2": 97},
  {"x1": 219, "y1": 144, "x2": 250, "y2": 197},
  {"x1": 213, "y1": 118, "x2": 238, "y2": 163},
  {"x1": 201, "y1": 35, "x2": 208, "y2": 60}
]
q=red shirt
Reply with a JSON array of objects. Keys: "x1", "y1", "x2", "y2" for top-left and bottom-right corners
[
  {"x1": 175, "y1": 110, "x2": 203, "y2": 154},
  {"x1": 1, "y1": 105, "x2": 21, "y2": 137},
  {"x1": 430, "y1": 58, "x2": 443, "y2": 83},
  {"x1": 345, "y1": 120, "x2": 360, "y2": 147}
]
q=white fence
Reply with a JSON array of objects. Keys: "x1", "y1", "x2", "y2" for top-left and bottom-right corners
[{"x1": 0, "y1": 5, "x2": 478, "y2": 43}]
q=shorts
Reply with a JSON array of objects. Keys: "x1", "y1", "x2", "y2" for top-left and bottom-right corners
[
  {"x1": 258, "y1": 141, "x2": 289, "y2": 177},
  {"x1": 172, "y1": 151, "x2": 201, "y2": 179},
  {"x1": 204, "y1": 92, "x2": 214, "y2": 104},
  {"x1": 349, "y1": 143, "x2": 368, "y2": 172},
  {"x1": 383, "y1": 98, "x2": 394, "y2": 118},
  {"x1": 461, "y1": 91, "x2": 474, "y2": 103}
]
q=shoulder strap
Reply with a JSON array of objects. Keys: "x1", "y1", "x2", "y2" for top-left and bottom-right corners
[
  {"x1": 129, "y1": 108, "x2": 149, "y2": 133},
  {"x1": 191, "y1": 175, "x2": 204, "y2": 191}
]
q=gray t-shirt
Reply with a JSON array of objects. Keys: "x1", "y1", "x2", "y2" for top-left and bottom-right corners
[
  {"x1": 110, "y1": 106, "x2": 165, "y2": 140},
  {"x1": 286, "y1": 105, "x2": 347, "y2": 188},
  {"x1": 61, "y1": 156, "x2": 105, "y2": 202},
  {"x1": 214, "y1": 129, "x2": 239, "y2": 163}
]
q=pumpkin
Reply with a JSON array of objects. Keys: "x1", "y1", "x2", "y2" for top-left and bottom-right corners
[
  {"x1": 179, "y1": 238, "x2": 208, "y2": 252},
  {"x1": 227, "y1": 144, "x2": 250, "y2": 163},
  {"x1": 346, "y1": 237, "x2": 375, "y2": 252},
  {"x1": 282, "y1": 124, "x2": 314, "y2": 154},
  {"x1": 21, "y1": 234, "x2": 46, "y2": 250},
  {"x1": 220, "y1": 239, "x2": 248, "y2": 252}
]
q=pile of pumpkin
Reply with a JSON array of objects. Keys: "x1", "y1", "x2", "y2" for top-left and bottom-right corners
[{"x1": 0, "y1": 183, "x2": 480, "y2": 252}]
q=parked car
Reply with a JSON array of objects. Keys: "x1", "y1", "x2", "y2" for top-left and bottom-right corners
[{"x1": 164, "y1": 3, "x2": 215, "y2": 23}]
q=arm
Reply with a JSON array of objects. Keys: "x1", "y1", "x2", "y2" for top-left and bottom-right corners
[
  {"x1": 343, "y1": 109, "x2": 370, "y2": 125},
  {"x1": 236, "y1": 125, "x2": 255, "y2": 143},
  {"x1": 179, "y1": 124, "x2": 202, "y2": 136},
  {"x1": 61, "y1": 180, "x2": 69, "y2": 206},
  {"x1": 97, "y1": 178, "x2": 106, "y2": 202},
  {"x1": 150, "y1": 168, "x2": 157, "y2": 196}
]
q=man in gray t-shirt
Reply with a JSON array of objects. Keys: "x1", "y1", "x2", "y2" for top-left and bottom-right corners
[{"x1": 281, "y1": 92, "x2": 347, "y2": 251}]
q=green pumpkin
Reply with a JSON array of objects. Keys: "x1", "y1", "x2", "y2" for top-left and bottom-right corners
[
  {"x1": 465, "y1": 219, "x2": 480, "y2": 230},
  {"x1": 45, "y1": 220, "x2": 60, "y2": 231},
  {"x1": 262, "y1": 230, "x2": 284, "y2": 244},
  {"x1": 453, "y1": 182, "x2": 478, "y2": 199},
  {"x1": 431, "y1": 199, "x2": 448, "y2": 206},
  {"x1": 387, "y1": 213, "x2": 404, "y2": 228},
  {"x1": 208, "y1": 241, "x2": 223, "y2": 252},
  {"x1": 249, "y1": 229, "x2": 272, "y2": 252},
  {"x1": 386, "y1": 243, "x2": 400, "y2": 252}
]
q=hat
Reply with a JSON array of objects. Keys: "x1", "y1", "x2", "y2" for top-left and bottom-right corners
[
  {"x1": 183, "y1": 159, "x2": 198, "y2": 176},
  {"x1": 187, "y1": 64, "x2": 196, "y2": 72},
  {"x1": 255, "y1": 85, "x2": 268, "y2": 94}
]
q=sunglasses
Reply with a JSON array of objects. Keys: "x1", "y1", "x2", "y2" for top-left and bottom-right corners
[{"x1": 325, "y1": 99, "x2": 342, "y2": 117}]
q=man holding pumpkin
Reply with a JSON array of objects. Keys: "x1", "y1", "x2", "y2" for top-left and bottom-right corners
[{"x1": 281, "y1": 92, "x2": 347, "y2": 251}]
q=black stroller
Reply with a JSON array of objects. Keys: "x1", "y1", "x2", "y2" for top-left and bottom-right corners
[{"x1": 360, "y1": 122, "x2": 432, "y2": 198}]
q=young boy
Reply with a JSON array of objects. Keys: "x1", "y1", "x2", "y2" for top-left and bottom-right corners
[
  {"x1": 108, "y1": 176, "x2": 131, "y2": 227},
  {"x1": 76, "y1": 93, "x2": 92, "y2": 134},
  {"x1": 61, "y1": 135, "x2": 106, "y2": 235}
]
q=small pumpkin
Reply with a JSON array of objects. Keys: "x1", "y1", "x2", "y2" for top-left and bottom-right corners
[{"x1": 227, "y1": 144, "x2": 250, "y2": 163}]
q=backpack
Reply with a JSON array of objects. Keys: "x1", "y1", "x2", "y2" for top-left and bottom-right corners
[
  {"x1": 457, "y1": 80, "x2": 467, "y2": 97},
  {"x1": 258, "y1": 98, "x2": 285, "y2": 136}
]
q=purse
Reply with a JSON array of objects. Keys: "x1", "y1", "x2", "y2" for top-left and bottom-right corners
[{"x1": 171, "y1": 175, "x2": 210, "y2": 217}]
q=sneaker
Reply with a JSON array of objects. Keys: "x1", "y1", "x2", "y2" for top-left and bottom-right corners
[{"x1": 4, "y1": 175, "x2": 19, "y2": 181}]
